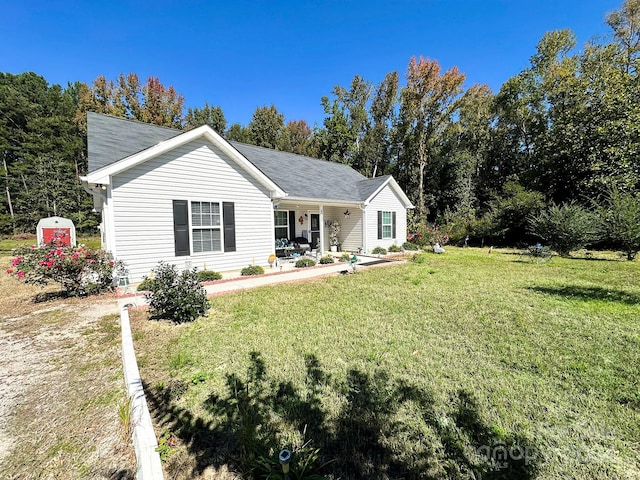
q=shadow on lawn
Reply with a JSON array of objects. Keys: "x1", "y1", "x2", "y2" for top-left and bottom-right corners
[
  {"x1": 145, "y1": 352, "x2": 541, "y2": 479},
  {"x1": 503, "y1": 250, "x2": 622, "y2": 262},
  {"x1": 104, "y1": 468, "x2": 136, "y2": 480},
  {"x1": 32, "y1": 290, "x2": 69, "y2": 303},
  {"x1": 530, "y1": 285, "x2": 640, "y2": 305}
]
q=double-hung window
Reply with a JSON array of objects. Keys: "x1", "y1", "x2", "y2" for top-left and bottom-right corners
[
  {"x1": 173, "y1": 200, "x2": 235, "y2": 256},
  {"x1": 377, "y1": 210, "x2": 396, "y2": 240},
  {"x1": 382, "y1": 211, "x2": 393, "y2": 239},
  {"x1": 274, "y1": 210, "x2": 288, "y2": 240},
  {"x1": 191, "y1": 201, "x2": 221, "y2": 253}
]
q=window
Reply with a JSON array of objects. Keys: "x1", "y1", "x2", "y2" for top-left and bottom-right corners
[
  {"x1": 274, "y1": 210, "x2": 288, "y2": 239},
  {"x1": 191, "y1": 201, "x2": 221, "y2": 253},
  {"x1": 382, "y1": 211, "x2": 392, "y2": 238},
  {"x1": 173, "y1": 200, "x2": 235, "y2": 256},
  {"x1": 377, "y1": 210, "x2": 396, "y2": 240}
]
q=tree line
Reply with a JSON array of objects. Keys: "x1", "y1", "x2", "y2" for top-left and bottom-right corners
[{"x1": 1, "y1": 0, "x2": 638, "y2": 251}]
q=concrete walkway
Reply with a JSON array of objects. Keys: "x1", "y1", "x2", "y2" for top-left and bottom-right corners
[{"x1": 117, "y1": 255, "x2": 396, "y2": 309}]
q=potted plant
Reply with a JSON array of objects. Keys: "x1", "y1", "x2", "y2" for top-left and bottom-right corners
[{"x1": 329, "y1": 220, "x2": 341, "y2": 252}]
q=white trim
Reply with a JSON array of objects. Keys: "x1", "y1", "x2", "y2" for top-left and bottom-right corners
[
  {"x1": 319, "y1": 205, "x2": 325, "y2": 253},
  {"x1": 364, "y1": 177, "x2": 414, "y2": 209},
  {"x1": 120, "y1": 306, "x2": 164, "y2": 480},
  {"x1": 307, "y1": 210, "x2": 320, "y2": 248},
  {"x1": 188, "y1": 199, "x2": 224, "y2": 256},
  {"x1": 84, "y1": 125, "x2": 287, "y2": 198},
  {"x1": 80, "y1": 180, "x2": 110, "y2": 250},
  {"x1": 270, "y1": 201, "x2": 277, "y2": 254},
  {"x1": 106, "y1": 185, "x2": 117, "y2": 257},
  {"x1": 381, "y1": 210, "x2": 394, "y2": 239},
  {"x1": 274, "y1": 209, "x2": 290, "y2": 240},
  {"x1": 281, "y1": 196, "x2": 364, "y2": 207},
  {"x1": 361, "y1": 205, "x2": 367, "y2": 253}
]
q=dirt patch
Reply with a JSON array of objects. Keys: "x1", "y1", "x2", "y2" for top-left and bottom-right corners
[{"x1": 0, "y1": 264, "x2": 135, "y2": 479}]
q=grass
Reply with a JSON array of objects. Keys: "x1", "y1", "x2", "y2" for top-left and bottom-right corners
[
  {"x1": 131, "y1": 247, "x2": 640, "y2": 479},
  {"x1": 0, "y1": 255, "x2": 134, "y2": 479},
  {"x1": 0, "y1": 235, "x2": 101, "y2": 254}
]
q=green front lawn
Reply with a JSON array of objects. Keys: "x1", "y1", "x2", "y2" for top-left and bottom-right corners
[{"x1": 132, "y1": 248, "x2": 640, "y2": 479}]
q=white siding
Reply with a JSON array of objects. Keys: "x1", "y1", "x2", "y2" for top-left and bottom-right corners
[
  {"x1": 365, "y1": 185, "x2": 408, "y2": 252},
  {"x1": 322, "y1": 206, "x2": 363, "y2": 252},
  {"x1": 111, "y1": 140, "x2": 273, "y2": 282}
]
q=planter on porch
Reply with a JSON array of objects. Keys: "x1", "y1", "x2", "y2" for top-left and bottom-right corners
[{"x1": 328, "y1": 220, "x2": 341, "y2": 254}]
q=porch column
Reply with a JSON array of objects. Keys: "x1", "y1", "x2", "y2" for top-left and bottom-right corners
[
  {"x1": 319, "y1": 205, "x2": 324, "y2": 254},
  {"x1": 361, "y1": 206, "x2": 367, "y2": 254}
]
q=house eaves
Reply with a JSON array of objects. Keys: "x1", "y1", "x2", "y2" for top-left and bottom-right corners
[{"x1": 279, "y1": 196, "x2": 365, "y2": 207}]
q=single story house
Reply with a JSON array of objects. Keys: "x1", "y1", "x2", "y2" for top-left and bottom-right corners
[{"x1": 81, "y1": 112, "x2": 413, "y2": 282}]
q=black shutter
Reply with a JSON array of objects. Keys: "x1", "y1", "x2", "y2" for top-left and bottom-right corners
[
  {"x1": 392, "y1": 211, "x2": 397, "y2": 239},
  {"x1": 288, "y1": 210, "x2": 296, "y2": 240},
  {"x1": 223, "y1": 202, "x2": 236, "y2": 252},
  {"x1": 173, "y1": 200, "x2": 190, "y2": 256},
  {"x1": 377, "y1": 211, "x2": 383, "y2": 239}
]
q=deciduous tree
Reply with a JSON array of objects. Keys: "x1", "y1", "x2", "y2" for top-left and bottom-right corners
[
  {"x1": 598, "y1": 186, "x2": 640, "y2": 260},
  {"x1": 247, "y1": 104, "x2": 285, "y2": 149},
  {"x1": 140, "y1": 76, "x2": 184, "y2": 128},
  {"x1": 399, "y1": 57, "x2": 466, "y2": 219},
  {"x1": 317, "y1": 75, "x2": 373, "y2": 168},
  {"x1": 184, "y1": 102, "x2": 227, "y2": 134},
  {"x1": 529, "y1": 202, "x2": 602, "y2": 255},
  {"x1": 357, "y1": 72, "x2": 398, "y2": 177},
  {"x1": 316, "y1": 96, "x2": 353, "y2": 164},
  {"x1": 226, "y1": 123, "x2": 252, "y2": 143},
  {"x1": 75, "y1": 73, "x2": 186, "y2": 129},
  {"x1": 282, "y1": 119, "x2": 313, "y2": 155}
]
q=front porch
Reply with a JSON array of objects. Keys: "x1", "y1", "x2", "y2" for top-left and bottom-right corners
[{"x1": 273, "y1": 201, "x2": 365, "y2": 256}]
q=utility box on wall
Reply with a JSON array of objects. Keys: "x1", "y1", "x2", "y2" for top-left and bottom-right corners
[{"x1": 37, "y1": 216, "x2": 76, "y2": 247}]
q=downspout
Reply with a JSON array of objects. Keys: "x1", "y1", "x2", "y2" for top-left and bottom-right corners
[
  {"x1": 81, "y1": 180, "x2": 107, "y2": 207},
  {"x1": 81, "y1": 180, "x2": 108, "y2": 249},
  {"x1": 271, "y1": 198, "x2": 280, "y2": 257}
]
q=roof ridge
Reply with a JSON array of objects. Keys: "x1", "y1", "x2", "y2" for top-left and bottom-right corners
[
  {"x1": 88, "y1": 111, "x2": 183, "y2": 133},
  {"x1": 358, "y1": 174, "x2": 391, "y2": 182},
  {"x1": 229, "y1": 140, "x2": 366, "y2": 173}
]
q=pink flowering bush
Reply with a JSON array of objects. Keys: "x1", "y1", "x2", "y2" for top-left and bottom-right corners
[
  {"x1": 408, "y1": 223, "x2": 450, "y2": 248},
  {"x1": 7, "y1": 244, "x2": 124, "y2": 297}
]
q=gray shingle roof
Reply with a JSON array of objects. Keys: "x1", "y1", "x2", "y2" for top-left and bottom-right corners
[
  {"x1": 357, "y1": 175, "x2": 393, "y2": 201},
  {"x1": 87, "y1": 112, "x2": 180, "y2": 172},
  {"x1": 229, "y1": 142, "x2": 372, "y2": 202},
  {"x1": 87, "y1": 113, "x2": 392, "y2": 203}
]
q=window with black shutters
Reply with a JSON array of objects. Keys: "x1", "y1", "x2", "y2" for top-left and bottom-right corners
[
  {"x1": 173, "y1": 200, "x2": 236, "y2": 255},
  {"x1": 173, "y1": 200, "x2": 190, "y2": 256},
  {"x1": 191, "y1": 201, "x2": 221, "y2": 253},
  {"x1": 377, "y1": 210, "x2": 396, "y2": 239}
]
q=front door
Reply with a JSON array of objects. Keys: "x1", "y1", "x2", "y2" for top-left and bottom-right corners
[{"x1": 310, "y1": 214, "x2": 320, "y2": 248}]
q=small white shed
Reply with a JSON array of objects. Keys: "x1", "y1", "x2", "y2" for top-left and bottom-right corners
[{"x1": 36, "y1": 216, "x2": 76, "y2": 247}]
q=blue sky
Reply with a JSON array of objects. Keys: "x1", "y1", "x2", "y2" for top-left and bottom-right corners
[{"x1": 3, "y1": 0, "x2": 621, "y2": 127}]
